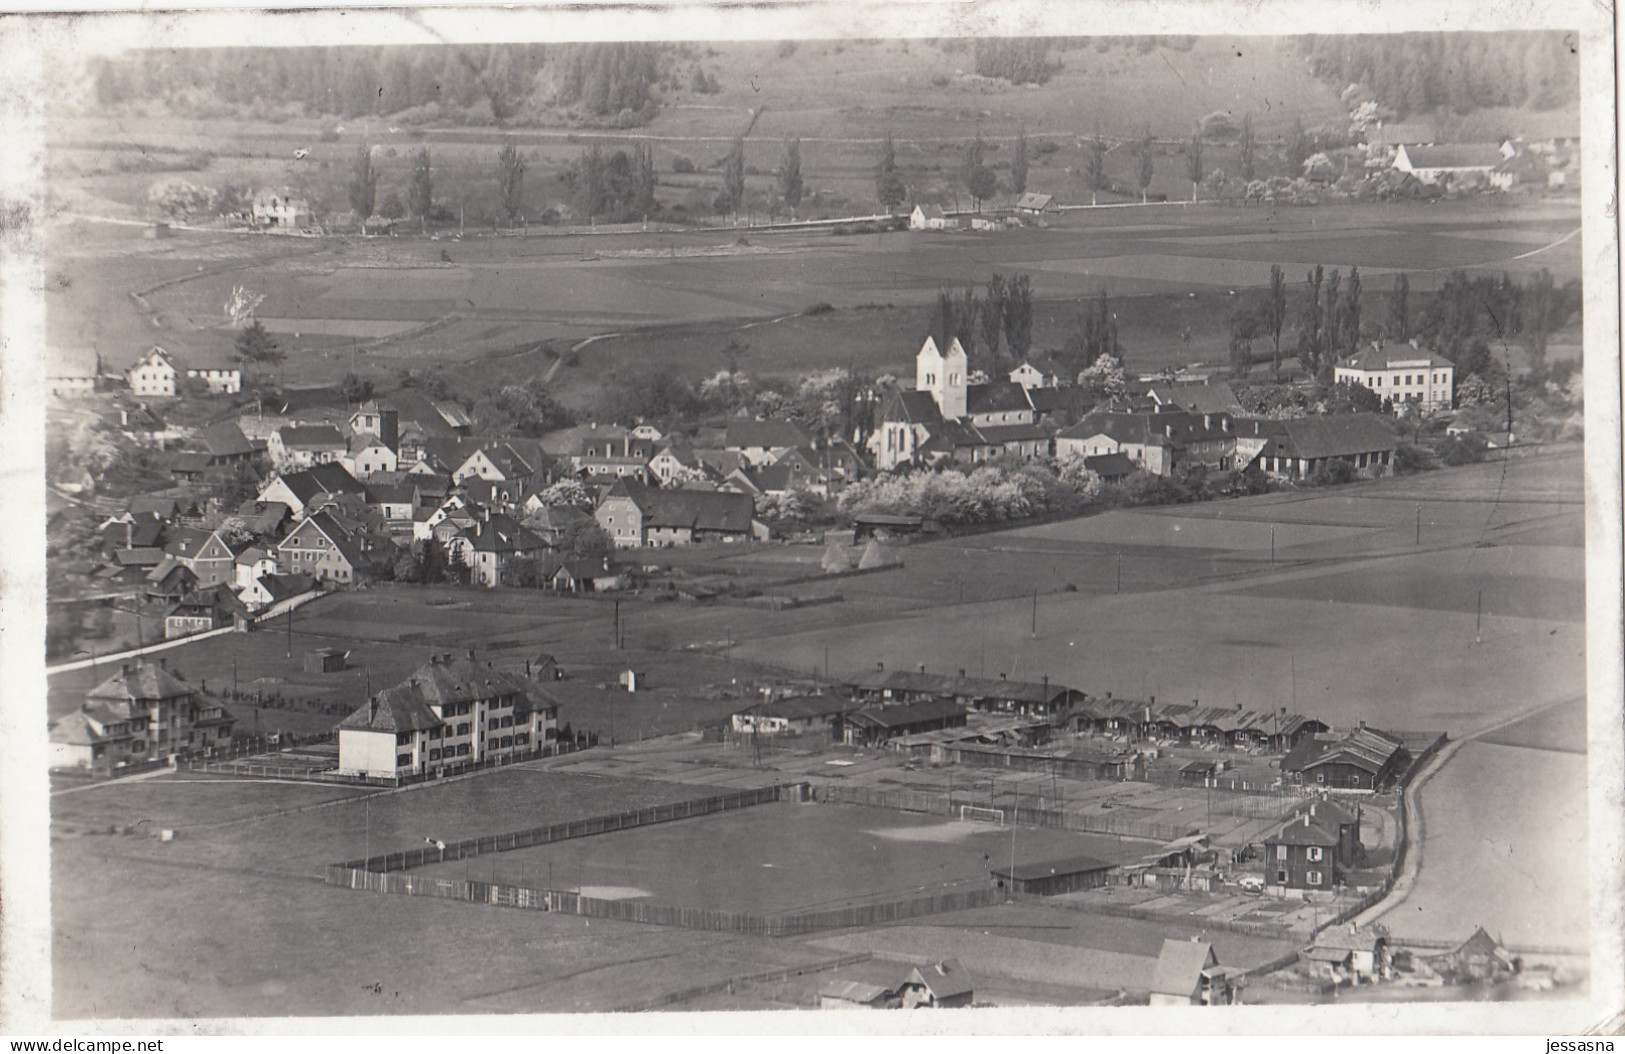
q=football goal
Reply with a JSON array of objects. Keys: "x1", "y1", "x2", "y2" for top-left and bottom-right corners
[{"x1": 958, "y1": 805, "x2": 1006, "y2": 826}]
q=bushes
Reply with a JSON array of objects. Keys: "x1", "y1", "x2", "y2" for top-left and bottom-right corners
[{"x1": 1393, "y1": 444, "x2": 1434, "y2": 475}]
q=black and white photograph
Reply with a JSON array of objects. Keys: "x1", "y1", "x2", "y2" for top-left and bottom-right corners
[{"x1": 0, "y1": 0, "x2": 1618, "y2": 1035}]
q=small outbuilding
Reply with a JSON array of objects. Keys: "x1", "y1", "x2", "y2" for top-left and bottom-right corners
[
  {"x1": 989, "y1": 854, "x2": 1115, "y2": 896},
  {"x1": 897, "y1": 959, "x2": 974, "y2": 1008},
  {"x1": 305, "y1": 647, "x2": 348, "y2": 674},
  {"x1": 1147, "y1": 938, "x2": 1237, "y2": 1006}
]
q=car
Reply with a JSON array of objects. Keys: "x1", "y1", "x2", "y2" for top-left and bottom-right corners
[{"x1": 1235, "y1": 875, "x2": 1265, "y2": 894}]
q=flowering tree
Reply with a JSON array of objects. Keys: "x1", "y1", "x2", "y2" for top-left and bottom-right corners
[
  {"x1": 1078, "y1": 353, "x2": 1128, "y2": 397},
  {"x1": 538, "y1": 478, "x2": 595, "y2": 510}
]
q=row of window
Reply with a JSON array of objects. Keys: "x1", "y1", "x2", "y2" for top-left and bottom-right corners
[
  {"x1": 1275, "y1": 869, "x2": 1326, "y2": 885},
  {"x1": 1369, "y1": 372, "x2": 1448, "y2": 388}
]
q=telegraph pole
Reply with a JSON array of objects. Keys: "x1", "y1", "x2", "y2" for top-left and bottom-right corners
[
  {"x1": 1116, "y1": 552, "x2": 1122, "y2": 593},
  {"x1": 1269, "y1": 525, "x2": 1275, "y2": 568},
  {"x1": 1031, "y1": 590, "x2": 1038, "y2": 637},
  {"x1": 286, "y1": 606, "x2": 293, "y2": 658},
  {"x1": 1475, "y1": 589, "x2": 1483, "y2": 644},
  {"x1": 1415, "y1": 504, "x2": 1422, "y2": 547}
]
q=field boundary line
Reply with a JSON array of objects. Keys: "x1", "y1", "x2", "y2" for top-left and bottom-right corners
[{"x1": 614, "y1": 952, "x2": 874, "y2": 1012}]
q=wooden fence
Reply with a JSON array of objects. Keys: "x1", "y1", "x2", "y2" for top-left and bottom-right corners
[
  {"x1": 325, "y1": 865, "x2": 998, "y2": 937},
  {"x1": 334, "y1": 783, "x2": 801, "y2": 872},
  {"x1": 813, "y1": 782, "x2": 1189, "y2": 842}
]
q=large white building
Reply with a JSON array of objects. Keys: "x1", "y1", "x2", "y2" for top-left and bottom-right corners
[
  {"x1": 1334, "y1": 342, "x2": 1455, "y2": 414},
  {"x1": 126, "y1": 346, "x2": 179, "y2": 398},
  {"x1": 336, "y1": 652, "x2": 559, "y2": 780}
]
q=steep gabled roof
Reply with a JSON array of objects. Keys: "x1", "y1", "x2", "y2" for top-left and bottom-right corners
[
  {"x1": 1267, "y1": 814, "x2": 1340, "y2": 847},
  {"x1": 1149, "y1": 939, "x2": 1219, "y2": 998},
  {"x1": 338, "y1": 687, "x2": 444, "y2": 734},
  {"x1": 199, "y1": 421, "x2": 256, "y2": 459},
  {"x1": 875, "y1": 389, "x2": 943, "y2": 427},
  {"x1": 904, "y1": 958, "x2": 974, "y2": 1000}
]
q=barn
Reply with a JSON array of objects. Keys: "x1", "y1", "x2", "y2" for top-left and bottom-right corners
[{"x1": 989, "y1": 854, "x2": 1115, "y2": 896}]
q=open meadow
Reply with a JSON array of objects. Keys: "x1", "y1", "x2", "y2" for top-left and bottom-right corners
[{"x1": 44, "y1": 190, "x2": 1580, "y2": 411}]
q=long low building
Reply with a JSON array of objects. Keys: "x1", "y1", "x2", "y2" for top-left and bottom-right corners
[
  {"x1": 843, "y1": 697, "x2": 968, "y2": 747},
  {"x1": 991, "y1": 854, "x2": 1116, "y2": 896},
  {"x1": 1073, "y1": 698, "x2": 1327, "y2": 752},
  {"x1": 729, "y1": 694, "x2": 860, "y2": 737},
  {"x1": 845, "y1": 668, "x2": 1084, "y2": 717}
]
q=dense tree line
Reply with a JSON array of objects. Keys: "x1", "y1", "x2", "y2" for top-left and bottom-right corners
[
  {"x1": 90, "y1": 43, "x2": 670, "y2": 125},
  {"x1": 1299, "y1": 33, "x2": 1577, "y2": 118},
  {"x1": 568, "y1": 142, "x2": 657, "y2": 221}
]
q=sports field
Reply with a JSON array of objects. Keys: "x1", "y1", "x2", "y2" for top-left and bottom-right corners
[{"x1": 410, "y1": 801, "x2": 1132, "y2": 913}]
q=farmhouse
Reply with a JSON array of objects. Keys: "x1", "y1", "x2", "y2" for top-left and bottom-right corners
[
  {"x1": 1145, "y1": 379, "x2": 1245, "y2": 416},
  {"x1": 909, "y1": 204, "x2": 949, "y2": 230},
  {"x1": 446, "y1": 513, "x2": 547, "y2": 588},
  {"x1": 197, "y1": 421, "x2": 258, "y2": 466},
  {"x1": 548, "y1": 557, "x2": 626, "y2": 594},
  {"x1": 335, "y1": 651, "x2": 560, "y2": 780},
  {"x1": 251, "y1": 188, "x2": 308, "y2": 227},
  {"x1": 1055, "y1": 410, "x2": 1251, "y2": 476},
  {"x1": 237, "y1": 571, "x2": 316, "y2": 613},
  {"x1": 276, "y1": 511, "x2": 372, "y2": 584},
  {"x1": 177, "y1": 351, "x2": 242, "y2": 394},
  {"x1": 342, "y1": 434, "x2": 399, "y2": 479},
  {"x1": 257, "y1": 463, "x2": 363, "y2": 517},
  {"x1": 990, "y1": 854, "x2": 1114, "y2": 896},
  {"x1": 897, "y1": 960, "x2": 974, "y2": 1009},
  {"x1": 594, "y1": 480, "x2": 756, "y2": 548},
  {"x1": 232, "y1": 546, "x2": 278, "y2": 589},
  {"x1": 268, "y1": 424, "x2": 347, "y2": 470},
  {"x1": 816, "y1": 980, "x2": 899, "y2": 1010},
  {"x1": 570, "y1": 425, "x2": 654, "y2": 480},
  {"x1": 1253, "y1": 415, "x2": 1397, "y2": 480},
  {"x1": 47, "y1": 349, "x2": 100, "y2": 397},
  {"x1": 1392, "y1": 143, "x2": 1506, "y2": 185},
  {"x1": 48, "y1": 659, "x2": 236, "y2": 769},
  {"x1": 1334, "y1": 342, "x2": 1454, "y2": 414},
  {"x1": 1014, "y1": 191, "x2": 1058, "y2": 215},
  {"x1": 125, "y1": 346, "x2": 178, "y2": 398},
  {"x1": 1147, "y1": 939, "x2": 1236, "y2": 1006},
  {"x1": 164, "y1": 585, "x2": 250, "y2": 639},
  {"x1": 729, "y1": 695, "x2": 859, "y2": 738},
  {"x1": 164, "y1": 526, "x2": 246, "y2": 588}
]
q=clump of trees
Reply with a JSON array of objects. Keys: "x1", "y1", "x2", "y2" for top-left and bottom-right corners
[
  {"x1": 838, "y1": 458, "x2": 1098, "y2": 527},
  {"x1": 568, "y1": 142, "x2": 657, "y2": 222},
  {"x1": 972, "y1": 38, "x2": 1058, "y2": 85},
  {"x1": 1300, "y1": 32, "x2": 1576, "y2": 118}
]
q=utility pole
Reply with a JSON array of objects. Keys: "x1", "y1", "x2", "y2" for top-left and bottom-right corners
[
  {"x1": 286, "y1": 606, "x2": 292, "y2": 659},
  {"x1": 1031, "y1": 589, "x2": 1038, "y2": 638},
  {"x1": 1116, "y1": 552, "x2": 1122, "y2": 593},
  {"x1": 1269, "y1": 525, "x2": 1275, "y2": 568},
  {"x1": 612, "y1": 600, "x2": 620, "y2": 649},
  {"x1": 1475, "y1": 589, "x2": 1483, "y2": 644},
  {"x1": 1416, "y1": 504, "x2": 1422, "y2": 547}
]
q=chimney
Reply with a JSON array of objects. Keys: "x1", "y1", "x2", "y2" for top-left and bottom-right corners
[
  {"x1": 1105, "y1": 691, "x2": 1112, "y2": 700},
  {"x1": 877, "y1": 661, "x2": 884, "y2": 671},
  {"x1": 999, "y1": 673, "x2": 1007, "y2": 681},
  {"x1": 158, "y1": 657, "x2": 167, "y2": 669},
  {"x1": 1042, "y1": 675, "x2": 1049, "y2": 692},
  {"x1": 958, "y1": 669, "x2": 966, "y2": 678},
  {"x1": 918, "y1": 664, "x2": 926, "y2": 674},
  {"x1": 120, "y1": 663, "x2": 131, "y2": 676}
]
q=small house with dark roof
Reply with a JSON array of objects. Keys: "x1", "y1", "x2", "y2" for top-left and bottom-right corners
[
  {"x1": 198, "y1": 421, "x2": 258, "y2": 465},
  {"x1": 1284, "y1": 725, "x2": 1407, "y2": 792},
  {"x1": 164, "y1": 584, "x2": 250, "y2": 638},
  {"x1": 257, "y1": 463, "x2": 363, "y2": 517},
  {"x1": 594, "y1": 480, "x2": 756, "y2": 548},
  {"x1": 1014, "y1": 191, "x2": 1057, "y2": 215},
  {"x1": 1264, "y1": 812, "x2": 1342, "y2": 891},
  {"x1": 1302, "y1": 923, "x2": 1391, "y2": 984},
  {"x1": 336, "y1": 651, "x2": 560, "y2": 780},
  {"x1": 897, "y1": 959, "x2": 974, "y2": 1009}
]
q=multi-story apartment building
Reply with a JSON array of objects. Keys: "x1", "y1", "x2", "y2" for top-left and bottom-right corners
[
  {"x1": 1334, "y1": 342, "x2": 1455, "y2": 414},
  {"x1": 48, "y1": 658, "x2": 237, "y2": 769},
  {"x1": 336, "y1": 652, "x2": 560, "y2": 780}
]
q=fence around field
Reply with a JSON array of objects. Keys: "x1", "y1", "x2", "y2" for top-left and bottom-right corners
[
  {"x1": 1044, "y1": 892, "x2": 1317, "y2": 941},
  {"x1": 617, "y1": 952, "x2": 874, "y2": 1012},
  {"x1": 326, "y1": 865, "x2": 999, "y2": 937},
  {"x1": 335, "y1": 783, "x2": 801, "y2": 872},
  {"x1": 812, "y1": 782, "x2": 1190, "y2": 842}
]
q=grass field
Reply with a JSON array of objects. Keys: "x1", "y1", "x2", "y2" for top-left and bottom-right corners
[{"x1": 410, "y1": 801, "x2": 1133, "y2": 912}]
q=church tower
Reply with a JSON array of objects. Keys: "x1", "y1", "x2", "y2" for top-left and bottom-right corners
[{"x1": 916, "y1": 335, "x2": 968, "y2": 421}]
